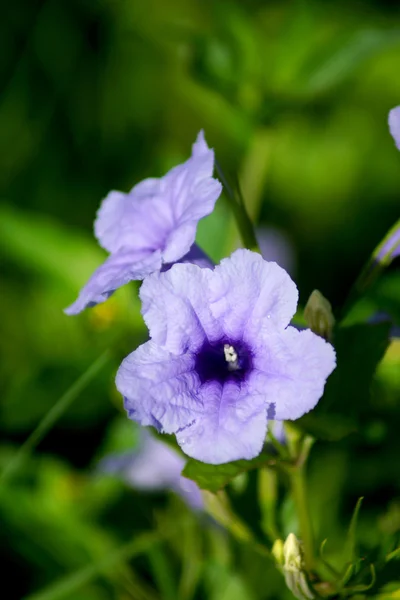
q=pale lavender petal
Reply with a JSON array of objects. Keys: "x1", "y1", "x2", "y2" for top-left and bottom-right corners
[
  {"x1": 140, "y1": 263, "x2": 222, "y2": 354},
  {"x1": 209, "y1": 249, "x2": 298, "y2": 340},
  {"x1": 176, "y1": 379, "x2": 267, "y2": 464},
  {"x1": 252, "y1": 326, "x2": 336, "y2": 420},
  {"x1": 162, "y1": 222, "x2": 198, "y2": 264},
  {"x1": 67, "y1": 132, "x2": 221, "y2": 314},
  {"x1": 162, "y1": 131, "x2": 222, "y2": 226},
  {"x1": 389, "y1": 106, "x2": 400, "y2": 151},
  {"x1": 64, "y1": 249, "x2": 162, "y2": 315},
  {"x1": 116, "y1": 341, "x2": 203, "y2": 434},
  {"x1": 100, "y1": 432, "x2": 203, "y2": 510},
  {"x1": 374, "y1": 218, "x2": 400, "y2": 264},
  {"x1": 118, "y1": 250, "x2": 335, "y2": 465}
]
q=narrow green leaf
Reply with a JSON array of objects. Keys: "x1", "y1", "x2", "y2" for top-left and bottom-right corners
[
  {"x1": 23, "y1": 532, "x2": 160, "y2": 600},
  {"x1": 344, "y1": 497, "x2": 364, "y2": 565},
  {"x1": 1, "y1": 350, "x2": 110, "y2": 483},
  {"x1": 386, "y1": 547, "x2": 400, "y2": 563},
  {"x1": 182, "y1": 449, "x2": 276, "y2": 492}
]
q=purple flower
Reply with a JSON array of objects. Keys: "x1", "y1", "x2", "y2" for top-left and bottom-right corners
[
  {"x1": 389, "y1": 106, "x2": 400, "y2": 151},
  {"x1": 65, "y1": 132, "x2": 222, "y2": 315},
  {"x1": 100, "y1": 431, "x2": 203, "y2": 511},
  {"x1": 116, "y1": 249, "x2": 336, "y2": 464}
]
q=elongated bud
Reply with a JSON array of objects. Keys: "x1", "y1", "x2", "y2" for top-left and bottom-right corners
[
  {"x1": 272, "y1": 539, "x2": 285, "y2": 565},
  {"x1": 273, "y1": 533, "x2": 315, "y2": 600},
  {"x1": 304, "y1": 290, "x2": 335, "y2": 341}
]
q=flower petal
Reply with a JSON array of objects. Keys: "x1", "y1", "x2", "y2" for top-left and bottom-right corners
[
  {"x1": 140, "y1": 263, "x2": 222, "y2": 354},
  {"x1": 64, "y1": 249, "x2": 161, "y2": 315},
  {"x1": 116, "y1": 340, "x2": 203, "y2": 434},
  {"x1": 389, "y1": 106, "x2": 400, "y2": 151},
  {"x1": 209, "y1": 249, "x2": 298, "y2": 340},
  {"x1": 252, "y1": 326, "x2": 336, "y2": 420},
  {"x1": 176, "y1": 379, "x2": 268, "y2": 464},
  {"x1": 178, "y1": 243, "x2": 215, "y2": 270},
  {"x1": 162, "y1": 131, "x2": 222, "y2": 227}
]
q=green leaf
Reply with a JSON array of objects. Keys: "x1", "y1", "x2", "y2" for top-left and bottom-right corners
[
  {"x1": 344, "y1": 497, "x2": 364, "y2": 565},
  {"x1": 182, "y1": 449, "x2": 276, "y2": 493},
  {"x1": 386, "y1": 548, "x2": 400, "y2": 563},
  {"x1": 297, "y1": 323, "x2": 390, "y2": 440},
  {"x1": 0, "y1": 204, "x2": 104, "y2": 290}
]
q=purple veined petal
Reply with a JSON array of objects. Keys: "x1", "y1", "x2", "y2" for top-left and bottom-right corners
[
  {"x1": 66, "y1": 131, "x2": 222, "y2": 314},
  {"x1": 100, "y1": 130, "x2": 220, "y2": 263},
  {"x1": 162, "y1": 222, "x2": 198, "y2": 264},
  {"x1": 252, "y1": 326, "x2": 336, "y2": 421},
  {"x1": 118, "y1": 250, "x2": 336, "y2": 464},
  {"x1": 116, "y1": 340, "x2": 203, "y2": 434},
  {"x1": 176, "y1": 379, "x2": 268, "y2": 464},
  {"x1": 162, "y1": 131, "x2": 222, "y2": 226},
  {"x1": 64, "y1": 249, "x2": 162, "y2": 315},
  {"x1": 209, "y1": 249, "x2": 298, "y2": 341},
  {"x1": 140, "y1": 263, "x2": 222, "y2": 354},
  {"x1": 389, "y1": 106, "x2": 400, "y2": 151}
]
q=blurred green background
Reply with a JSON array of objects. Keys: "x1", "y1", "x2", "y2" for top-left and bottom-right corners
[{"x1": 1, "y1": 0, "x2": 400, "y2": 598}]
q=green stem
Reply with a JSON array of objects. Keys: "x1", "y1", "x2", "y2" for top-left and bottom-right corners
[
  {"x1": 214, "y1": 160, "x2": 260, "y2": 253},
  {"x1": 284, "y1": 430, "x2": 315, "y2": 571},
  {"x1": 291, "y1": 465, "x2": 314, "y2": 571}
]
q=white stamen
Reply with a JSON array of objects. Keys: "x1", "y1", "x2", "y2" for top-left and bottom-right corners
[{"x1": 224, "y1": 344, "x2": 239, "y2": 371}]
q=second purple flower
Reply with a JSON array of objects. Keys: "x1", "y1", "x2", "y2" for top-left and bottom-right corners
[{"x1": 65, "y1": 132, "x2": 221, "y2": 314}]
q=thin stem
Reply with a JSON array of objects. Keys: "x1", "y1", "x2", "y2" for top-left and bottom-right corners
[
  {"x1": 1, "y1": 350, "x2": 110, "y2": 484},
  {"x1": 291, "y1": 464, "x2": 314, "y2": 571},
  {"x1": 214, "y1": 160, "x2": 260, "y2": 253},
  {"x1": 284, "y1": 428, "x2": 315, "y2": 571}
]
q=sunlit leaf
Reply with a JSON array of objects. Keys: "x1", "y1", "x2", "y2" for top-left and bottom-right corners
[{"x1": 182, "y1": 449, "x2": 276, "y2": 493}]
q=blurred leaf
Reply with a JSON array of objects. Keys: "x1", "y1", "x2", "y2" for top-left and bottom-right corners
[
  {"x1": 343, "y1": 497, "x2": 364, "y2": 565},
  {"x1": 296, "y1": 412, "x2": 357, "y2": 441},
  {"x1": 301, "y1": 29, "x2": 400, "y2": 96},
  {"x1": 0, "y1": 350, "x2": 110, "y2": 483},
  {"x1": 386, "y1": 548, "x2": 400, "y2": 563},
  {"x1": 24, "y1": 532, "x2": 161, "y2": 600},
  {"x1": 0, "y1": 203, "x2": 103, "y2": 290},
  {"x1": 182, "y1": 449, "x2": 276, "y2": 493},
  {"x1": 297, "y1": 323, "x2": 390, "y2": 440},
  {"x1": 375, "y1": 582, "x2": 400, "y2": 599}
]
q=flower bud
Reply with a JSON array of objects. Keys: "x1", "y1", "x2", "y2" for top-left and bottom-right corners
[
  {"x1": 273, "y1": 533, "x2": 315, "y2": 600},
  {"x1": 304, "y1": 290, "x2": 335, "y2": 341}
]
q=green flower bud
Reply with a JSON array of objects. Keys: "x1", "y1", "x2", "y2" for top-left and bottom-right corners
[{"x1": 304, "y1": 290, "x2": 335, "y2": 341}]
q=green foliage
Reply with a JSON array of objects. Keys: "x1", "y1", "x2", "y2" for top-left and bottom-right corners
[
  {"x1": 297, "y1": 322, "x2": 391, "y2": 440},
  {"x1": 182, "y1": 449, "x2": 276, "y2": 492},
  {"x1": 1, "y1": 0, "x2": 400, "y2": 598}
]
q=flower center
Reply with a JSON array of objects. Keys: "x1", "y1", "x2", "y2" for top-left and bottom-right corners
[{"x1": 194, "y1": 340, "x2": 252, "y2": 385}]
